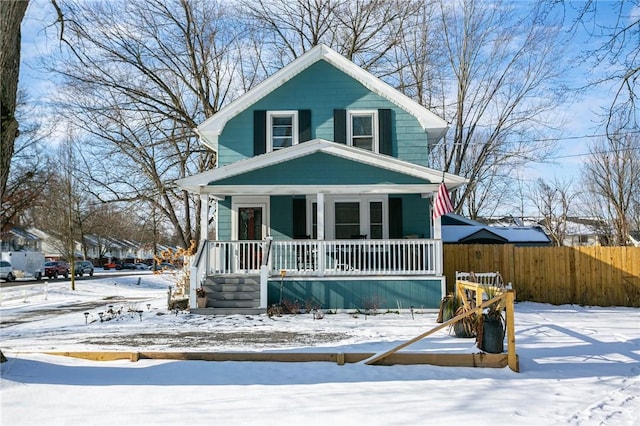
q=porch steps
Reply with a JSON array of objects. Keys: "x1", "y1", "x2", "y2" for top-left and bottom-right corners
[{"x1": 199, "y1": 275, "x2": 265, "y2": 315}]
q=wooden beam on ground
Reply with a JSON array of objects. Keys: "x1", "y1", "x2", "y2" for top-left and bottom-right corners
[
  {"x1": 376, "y1": 352, "x2": 517, "y2": 368},
  {"x1": 42, "y1": 351, "x2": 517, "y2": 369},
  {"x1": 44, "y1": 351, "x2": 374, "y2": 364}
]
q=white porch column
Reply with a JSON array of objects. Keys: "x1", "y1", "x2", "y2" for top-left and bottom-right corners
[
  {"x1": 433, "y1": 216, "x2": 442, "y2": 239},
  {"x1": 316, "y1": 193, "x2": 325, "y2": 240},
  {"x1": 200, "y1": 193, "x2": 209, "y2": 242}
]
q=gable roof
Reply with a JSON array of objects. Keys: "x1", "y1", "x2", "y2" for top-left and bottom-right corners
[
  {"x1": 196, "y1": 44, "x2": 449, "y2": 152},
  {"x1": 175, "y1": 139, "x2": 467, "y2": 195},
  {"x1": 441, "y1": 213, "x2": 551, "y2": 246}
]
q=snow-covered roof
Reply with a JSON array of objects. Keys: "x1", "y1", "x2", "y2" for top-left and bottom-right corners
[
  {"x1": 442, "y1": 214, "x2": 551, "y2": 245},
  {"x1": 196, "y1": 44, "x2": 449, "y2": 152}
]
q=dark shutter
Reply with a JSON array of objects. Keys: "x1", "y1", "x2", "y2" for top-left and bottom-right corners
[
  {"x1": 389, "y1": 197, "x2": 403, "y2": 238},
  {"x1": 379, "y1": 108, "x2": 392, "y2": 155},
  {"x1": 298, "y1": 110, "x2": 311, "y2": 142},
  {"x1": 333, "y1": 109, "x2": 346, "y2": 144},
  {"x1": 253, "y1": 110, "x2": 266, "y2": 155},
  {"x1": 292, "y1": 198, "x2": 307, "y2": 238}
]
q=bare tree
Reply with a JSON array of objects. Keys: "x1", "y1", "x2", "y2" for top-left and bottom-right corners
[
  {"x1": 243, "y1": 0, "x2": 421, "y2": 73},
  {"x1": 569, "y1": 0, "x2": 640, "y2": 133},
  {"x1": 424, "y1": 0, "x2": 569, "y2": 218},
  {"x1": 0, "y1": 0, "x2": 30, "y2": 226},
  {"x1": 529, "y1": 178, "x2": 577, "y2": 246},
  {"x1": 46, "y1": 0, "x2": 240, "y2": 247},
  {"x1": 1, "y1": 93, "x2": 52, "y2": 231},
  {"x1": 581, "y1": 129, "x2": 640, "y2": 246}
]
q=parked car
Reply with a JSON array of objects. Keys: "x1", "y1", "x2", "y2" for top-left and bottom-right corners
[
  {"x1": 134, "y1": 263, "x2": 149, "y2": 270},
  {"x1": 103, "y1": 261, "x2": 122, "y2": 270},
  {"x1": 152, "y1": 262, "x2": 177, "y2": 271},
  {"x1": 44, "y1": 261, "x2": 69, "y2": 279},
  {"x1": 121, "y1": 262, "x2": 136, "y2": 270},
  {"x1": 74, "y1": 260, "x2": 94, "y2": 277},
  {"x1": 0, "y1": 260, "x2": 15, "y2": 282}
]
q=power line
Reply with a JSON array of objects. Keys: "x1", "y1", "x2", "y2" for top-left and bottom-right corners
[
  {"x1": 444, "y1": 129, "x2": 640, "y2": 145},
  {"x1": 551, "y1": 146, "x2": 640, "y2": 160}
]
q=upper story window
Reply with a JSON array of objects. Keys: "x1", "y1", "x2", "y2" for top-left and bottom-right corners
[
  {"x1": 347, "y1": 110, "x2": 378, "y2": 152},
  {"x1": 267, "y1": 111, "x2": 298, "y2": 151}
]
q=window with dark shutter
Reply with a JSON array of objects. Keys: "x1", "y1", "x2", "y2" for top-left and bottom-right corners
[
  {"x1": 254, "y1": 110, "x2": 266, "y2": 155},
  {"x1": 378, "y1": 109, "x2": 392, "y2": 155},
  {"x1": 298, "y1": 110, "x2": 311, "y2": 142},
  {"x1": 292, "y1": 198, "x2": 307, "y2": 238},
  {"x1": 333, "y1": 109, "x2": 346, "y2": 144},
  {"x1": 389, "y1": 197, "x2": 403, "y2": 238}
]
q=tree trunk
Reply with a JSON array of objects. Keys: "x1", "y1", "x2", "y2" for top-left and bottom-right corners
[{"x1": 0, "y1": 0, "x2": 29, "y2": 215}]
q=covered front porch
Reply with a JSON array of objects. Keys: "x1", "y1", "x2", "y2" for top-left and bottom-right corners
[
  {"x1": 189, "y1": 237, "x2": 445, "y2": 314},
  {"x1": 177, "y1": 141, "x2": 466, "y2": 313}
]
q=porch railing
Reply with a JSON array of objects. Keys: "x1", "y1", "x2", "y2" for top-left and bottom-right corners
[{"x1": 205, "y1": 239, "x2": 442, "y2": 276}]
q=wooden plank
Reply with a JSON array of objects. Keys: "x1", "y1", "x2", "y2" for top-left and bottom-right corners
[
  {"x1": 45, "y1": 351, "x2": 375, "y2": 364},
  {"x1": 43, "y1": 351, "x2": 516, "y2": 369},
  {"x1": 376, "y1": 352, "x2": 515, "y2": 368},
  {"x1": 45, "y1": 352, "x2": 132, "y2": 361}
]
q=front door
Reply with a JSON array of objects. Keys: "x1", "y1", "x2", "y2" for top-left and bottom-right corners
[
  {"x1": 238, "y1": 207, "x2": 263, "y2": 240},
  {"x1": 238, "y1": 207, "x2": 263, "y2": 270},
  {"x1": 233, "y1": 196, "x2": 269, "y2": 271}
]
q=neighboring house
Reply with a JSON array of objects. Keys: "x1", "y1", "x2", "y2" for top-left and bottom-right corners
[
  {"x1": 442, "y1": 214, "x2": 551, "y2": 246},
  {"x1": 0, "y1": 226, "x2": 41, "y2": 252},
  {"x1": 562, "y1": 217, "x2": 610, "y2": 246},
  {"x1": 177, "y1": 44, "x2": 466, "y2": 314},
  {"x1": 26, "y1": 228, "x2": 65, "y2": 259}
]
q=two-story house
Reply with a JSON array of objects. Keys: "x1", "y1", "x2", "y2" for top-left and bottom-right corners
[{"x1": 177, "y1": 44, "x2": 466, "y2": 314}]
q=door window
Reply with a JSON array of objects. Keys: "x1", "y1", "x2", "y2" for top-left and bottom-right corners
[{"x1": 238, "y1": 207, "x2": 263, "y2": 240}]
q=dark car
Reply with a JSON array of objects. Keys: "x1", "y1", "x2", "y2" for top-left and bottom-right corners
[
  {"x1": 121, "y1": 262, "x2": 136, "y2": 270},
  {"x1": 152, "y1": 262, "x2": 177, "y2": 271},
  {"x1": 74, "y1": 260, "x2": 94, "y2": 277},
  {"x1": 44, "y1": 261, "x2": 70, "y2": 279}
]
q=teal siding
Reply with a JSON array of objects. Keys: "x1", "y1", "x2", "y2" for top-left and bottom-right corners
[
  {"x1": 218, "y1": 60, "x2": 429, "y2": 167},
  {"x1": 270, "y1": 196, "x2": 292, "y2": 240},
  {"x1": 218, "y1": 198, "x2": 232, "y2": 240},
  {"x1": 267, "y1": 278, "x2": 443, "y2": 310},
  {"x1": 212, "y1": 153, "x2": 429, "y2": 186},
  {"x1": 401, "y1": 194, "x2": 432, "y2": 238}
]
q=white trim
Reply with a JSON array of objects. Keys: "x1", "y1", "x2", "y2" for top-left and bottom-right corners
[
  {"x1": 266, "y1": 110, "x2": 298, "y2": 152},
  {"x1": 196, "y1": 44, "x2": 449, "y2": 152},
  {"x1": 231, "y1": 196, "x2": 270, "y2": 240},
  {"x1": 347, "y1": 109, "x2": 378, "y2": 152}
]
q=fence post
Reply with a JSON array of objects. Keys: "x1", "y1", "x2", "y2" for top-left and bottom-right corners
[{"x1": 505, "y1": 289, "x2": 519, "y2": 372}]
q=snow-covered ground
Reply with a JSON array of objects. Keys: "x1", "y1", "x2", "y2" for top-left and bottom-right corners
[{"x1": 1, "y1": 272, "x2": 638, "y2": 425}]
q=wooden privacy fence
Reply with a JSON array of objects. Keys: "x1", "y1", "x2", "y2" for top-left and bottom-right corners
[{"x1": 443, "y1": 245, "x2": 640, "y2": 307}]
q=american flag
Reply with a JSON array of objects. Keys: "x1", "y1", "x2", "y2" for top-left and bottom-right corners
[{"x1": 432, "y1": 182, "x2": 453, "y2": 219}]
